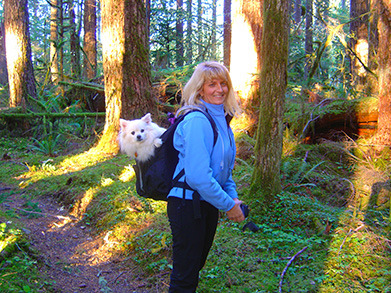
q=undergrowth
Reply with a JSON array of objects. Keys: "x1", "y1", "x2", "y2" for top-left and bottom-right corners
[{"x1": 0, "y1": 125, "x2": 390, "y2": 292}]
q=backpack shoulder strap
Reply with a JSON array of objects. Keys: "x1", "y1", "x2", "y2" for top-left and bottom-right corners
[
  {"x1": 172, "y1": 109, "x2": 218, "y2": 185},
  {"x1": 190, "y1": 109, "x2": 218, "y2": 146}
]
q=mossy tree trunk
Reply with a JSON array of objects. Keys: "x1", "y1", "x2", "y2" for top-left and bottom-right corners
[
  {"x1": 4, "y1": 0, "x2": 37, "y2": 110},
  {"x1": 250, "y1": 0, "x2": 289, "y2": 202},
  {"x1": 98, "y1": 0, "x2": 154, "y2": 153},
  {"x1": 376, "y1": 0, "x2": 391, "y2": 146}
]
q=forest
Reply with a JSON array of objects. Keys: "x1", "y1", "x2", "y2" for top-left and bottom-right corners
[{"x1": 0, "y1": 0, "x2": 390, "y2": 292}]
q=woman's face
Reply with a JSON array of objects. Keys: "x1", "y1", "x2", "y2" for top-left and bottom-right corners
[{"x1": 199, "y1": 78, "x2": 228, "y2": 105}]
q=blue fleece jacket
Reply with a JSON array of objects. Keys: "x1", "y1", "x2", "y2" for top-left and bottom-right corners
[{"x1": 168, "y1": 101, "x2": 237, "y2": 212}]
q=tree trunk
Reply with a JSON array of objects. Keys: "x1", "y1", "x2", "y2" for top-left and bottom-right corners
[
  {"x1": 375, "y1": 0, "x2": 391, "y2": 146},
  {"x1": 250, "y1": 0, "x2": 289, "y2": 201},
  {"x1": 98, "y1": 0, "x2": 154, "y2": 153},
  {"x1": 186, "y1": 0, "x2": 193, "y2": 64},
  {"x1": 211, "y1": 0, "x2": 217, "y2": 59},
  {"x1": 176, "y1": 0, "x2": 184, "y2": 67},
  {"x1": 4, "y1": 0, "x2": 36, "y2": 109},
  {"x1": 349, "y1": 0, "x2": 370, "y2": 92},
  {"x1": 230, "y1": 0, "x2": 263, "y2": 135},
  {"x1": 50, "y1": 0, "x2": 59, "y2": 84},
  {"x1": 304, "y1": 0, "x2": 313, "y2": 80},
  {"x1": 223, "y1": 0, "x2": 231, "y2": 69},
  {"x1": 146, "y1": 0, "x2": 150, "y2": 38},
  {"x1": 197, "y1": 0, "x2": 203, "y2": 60},
  {"x1": 69, "y1": 0, "x2": 81, "y2": 79},
  {"x1": 294, "y1": 0, "x2": 302, "y2": 24},
  {"x1": 59, "y1": 0, "x2": 64, "y2": 82},
  {"x1": 0, "y1": 22, "x2": 8, "y2": 85},
  {"x1": 83, "y1": 0, "x2": 97, "y2": 80},
  {"x1": 367, "y1": 0, "x2": 379, "y2": 94}
]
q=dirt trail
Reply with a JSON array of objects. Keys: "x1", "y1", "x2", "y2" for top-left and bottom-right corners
[{"x1": 1, "y1": 186, "x2": 165, "y2": 292}]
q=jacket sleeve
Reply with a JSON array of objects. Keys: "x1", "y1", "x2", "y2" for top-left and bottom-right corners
[{"x1": 177, "y1": 114, "x2": 236, "y2": 212}]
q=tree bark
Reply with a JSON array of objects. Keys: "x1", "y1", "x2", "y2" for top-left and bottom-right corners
[
  {"x1": 250, "y1": 0, "x2": 289, "y2": 200},
  {"x1": 0, "y1": 22, "x2": 8, "y2": 85},
  {"x1": 211, "y1": 0, "x2": 217, "y2": 59},
  {"x1": 98, "y1": 0, "x2": 154, "y2": 152},
  {"x1": 223, "y1": 0, "x2": 231, "y2": 69},
  {"x1": 186, "y1": 0, "x2": 193, "y2": 64},
  {"x1": 176, "y1": 0, "x2": 184, "y2": 67},
  {"x1": 50, "y1": 0, "x2": 59, "y2": 84},
  {"x1": 230, "y1": 0, "x2": 263, "y2": 135},
  {"x1": 349, "y1": 0, "x2": 370, "y2": 92},
  {"x1": 294, "y1": 0, "x2": 302, "y2": 24},
  {"x1": 83, "y1": 0, "x2": 97, "y2": 80},
  {"x1": 69, "y1": 0, "x2": 81, "y2": 79},
  {"x1": 197, "y1": 0, "x2": 203, "y2": 60},
  {"x1": 4, "y1": 0, "x2": 36, "y2": 110},
  {"x1": 304, "y1": 0, "x2": 313, "y2": 80},
  {"x1": 59, "y1": 0, "x2": 64, "y2": 82},
  {"x1": 367, "y1": 0, "x2": 379, "y2": 94},
  {"x1": 375, "y1": 0, "x2": 391, "y2": 146}
]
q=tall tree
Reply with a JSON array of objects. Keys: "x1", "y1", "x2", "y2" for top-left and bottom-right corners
[
  {"x1": 69, "y1": 0, "x2": 81, "y2": 78},
  {"x1": 98, "y1": 0, "x2": 154, "y2": 152},
  {"x1": 349, "y1": 0, "x2": 370, "y2": 92},
  {"x1": 59, "y1": 0, "x2": 64, "y2": 82},
  {"x1": 211, "y1": 0, "x2": 217, "y2": 58},
  {"x1": 50, "y1": 0, "x2": 59, "y2": 84},
  {"x1": 197, "y1": 0, "x2": 203, "y2": 59},
  {"x1": 368, "y1": 0, "x2": 379, "y2": 94},
  {"x1": 250, "y1": 0, "x2": 289, "y2": 200},
  {"x1": 83, "y1": 0, "x2": 97, "y2": 80},
  {"x1": 176, "y1": 0, "x2": 184, "y2": 66},
  {"x1": 304, "y1": 0, "x2": 313, "y2": 80},
  {"x1": 146, "y1": 0, "x2": 151, "y2": 38},
  {"x1": 186, "y1": 0, "x2": 193, "y2": 63},
  {"x1": 375, "y1": 0, "x2": 391, "y2": 146},
  {"x1": 0, "y1": 22, "x2": 8, "y2": 85},
  {"x1": 294, "y1": 0, "x2": 302, "y2": 25},
  {"x1": 4, "y1": 0, "x2": 36, "y2": 109},
  {"x1": 230, "y1": 0, "x2": 263, "y2": 135},
  {"x1": 223, "y1": 0, "x2": 232, "y2": 68}
]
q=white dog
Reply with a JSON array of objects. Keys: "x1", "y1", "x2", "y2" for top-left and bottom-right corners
[{"x1": 119, "y1": 113, "x2": 166, "y2": 162}]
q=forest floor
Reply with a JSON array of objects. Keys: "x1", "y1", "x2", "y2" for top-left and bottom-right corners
[{"x1": 0, "y1": 183, "x2": 167, "y2": 292}]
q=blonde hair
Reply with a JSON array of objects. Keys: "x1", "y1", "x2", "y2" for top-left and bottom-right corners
[{"x1": 178, "y1": 61, "x2": 242, "y2": 117}]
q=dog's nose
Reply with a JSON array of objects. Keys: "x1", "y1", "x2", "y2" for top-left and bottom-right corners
[{"x1": 137, "y1": 135, "x2": 142, "y2": 141}]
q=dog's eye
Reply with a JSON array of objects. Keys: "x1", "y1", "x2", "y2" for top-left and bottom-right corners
[
  {"x1": 141, "y1": 129, "x2": 144, "y2": 133},
  {"x1": 131, "y1": 131, "x2": 135, "y2": 135}
]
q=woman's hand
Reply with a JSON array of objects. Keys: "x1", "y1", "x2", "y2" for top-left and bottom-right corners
[{"x1": 226, "y1": 198, "x2": 245, "y2": 223}]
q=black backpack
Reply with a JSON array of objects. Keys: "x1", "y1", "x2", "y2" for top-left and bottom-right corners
[{"x1": 132, "y1": 109, "x2": 218, "y2": 201}]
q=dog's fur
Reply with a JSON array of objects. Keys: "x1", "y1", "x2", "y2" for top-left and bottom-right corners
[{"x1": 119, "y1": 113, "x2": 166, "y2": 162}]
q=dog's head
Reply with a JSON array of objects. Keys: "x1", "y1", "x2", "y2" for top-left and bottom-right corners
[{"x1": 119, "y1": 113, "x2": 153, "y2": 144}]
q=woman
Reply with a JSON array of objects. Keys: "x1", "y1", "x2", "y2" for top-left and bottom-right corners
[{"x1": 167, "y1": 61, "x2": 245, "y2": 292}]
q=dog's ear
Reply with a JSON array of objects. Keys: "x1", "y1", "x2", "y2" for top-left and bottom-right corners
[
  {"x1": 119, "y1": 119, "x2": 128, "y2": 130},
  {"x1": 141, "y1": 113, "x2": 152, "y2": 124}
]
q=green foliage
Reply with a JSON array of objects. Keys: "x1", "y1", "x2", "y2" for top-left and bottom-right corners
[
  {"x1": 30, "y1": 134, "x2": 62, "y2": 156},
  {"x1": 0, "y1": 223, "x2": 54, "y2": 292}
]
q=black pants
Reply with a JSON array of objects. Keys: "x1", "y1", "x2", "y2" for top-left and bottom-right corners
[{"x1": 167, "y1": 197, "x2": 219, "y2": 293}]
